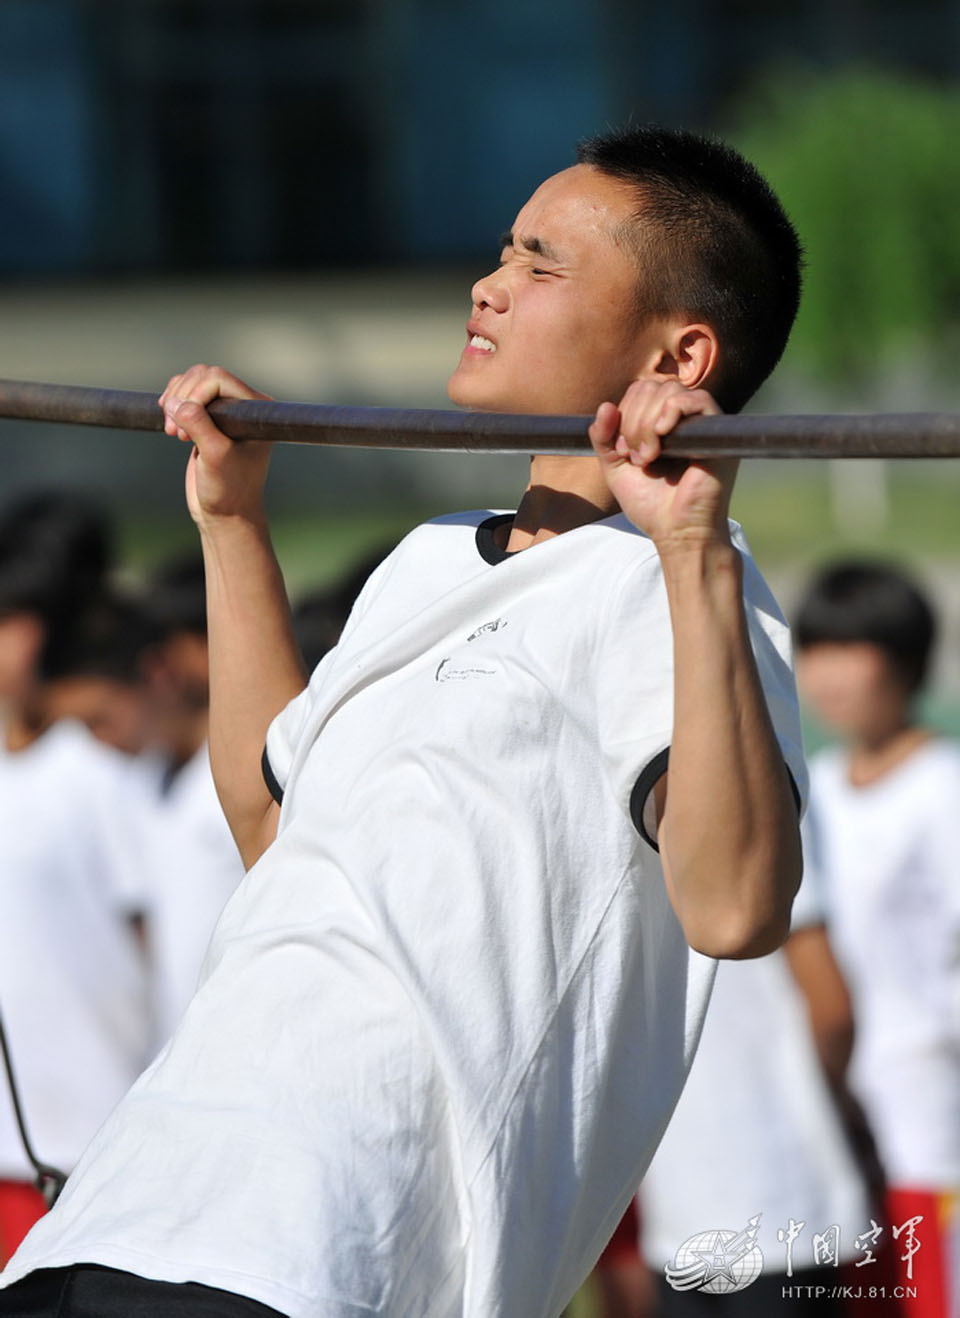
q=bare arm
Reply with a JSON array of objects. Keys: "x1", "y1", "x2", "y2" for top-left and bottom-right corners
[
  {"x1": 161, "y1": 366, "x2": 308, "y2": 868},
  {"x1": 785, "y1": 923, "x2": 886, "y2": 1203},
  {"x1": 784, "y1": 923, "x2": 854, "y2": 1088},
  {"x1": 591, "y1": 381, "x2": 802, "y2": 958}
]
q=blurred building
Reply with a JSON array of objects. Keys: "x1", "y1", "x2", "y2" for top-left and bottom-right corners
[{"x1": 3, "y1": 0, "x2": 960, "y2": 276}]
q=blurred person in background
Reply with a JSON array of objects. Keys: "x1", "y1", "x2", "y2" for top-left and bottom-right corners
[
  {"x1": 137, "y1": 555, "x2": 243, "y2": 1045},
  {"x1": 0, "y1": 494, "x2": 151, "y2": 1265},
  {"x1": 638, "y1": 865, "x2": 880, "y2": 1316},
  {"x1": 43, "y1": 588, "x2": 166, "y2": 759},
  {"x1": 290, "y1": 542, "x2": 398, "y2": 673},
  {"x1": 44, "y1": 556, "x2": 245, "y2": 1048},
  {"x1": 796, "y1": 561, "x2": 960, "y2": 1318}
]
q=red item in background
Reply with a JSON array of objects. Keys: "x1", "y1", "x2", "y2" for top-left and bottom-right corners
[
  {"x1": 883, "y1": 1186, "x2": 957, "y2": 1318},
  {"x1": 0, "y1": 1180, "x2": 47, "y2": 1268},
  {"x1": 597, "y1": 1196, "x2": 641, "y2": 1268}
]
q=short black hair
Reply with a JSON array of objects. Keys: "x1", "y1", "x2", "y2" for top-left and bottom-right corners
[
  {"x1": 42, "y1": 587, "x2": 164, "y2": 685},
  {"x1": 576, "y1": 125, "x2": 803, "y2": 412},
  {"x1": 0, "y1": 491, "x2": 111, "y2": 623},
  {"x1": 794, "y1": 560, "x2": 937, "y2": 694},
  {"x1": 0, "y1": 492, "x2": 113, "y2": 679},
  {"x1": 146, "y1": 552, "x2": 208, "y2": 639}
]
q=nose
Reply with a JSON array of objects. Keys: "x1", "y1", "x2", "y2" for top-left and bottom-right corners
[{"x1": 471, "y1": 267, "x2": 509, "y2": 315}]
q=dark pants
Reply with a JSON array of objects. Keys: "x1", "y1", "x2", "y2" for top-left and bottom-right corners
[
  {"x1": 0, "y1": 1265, "x2": 287, "y2": 1317},
  {"x1": 655, "y1": 1267, "x2": 845, "y2": 1317}
]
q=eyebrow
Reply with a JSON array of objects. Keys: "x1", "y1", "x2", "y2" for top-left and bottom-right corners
[{"x1": 498, "y1": 230, "x2": 565, "y2": 265}]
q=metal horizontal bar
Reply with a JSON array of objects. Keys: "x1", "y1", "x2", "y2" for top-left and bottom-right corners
[{"x1": 2, "y1": 377, "x2": 960, "y2": 458}]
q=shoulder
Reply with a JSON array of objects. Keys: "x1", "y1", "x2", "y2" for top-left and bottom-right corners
[
  {"x1": 26, "y1": 719, "x2": 118, "y2": 778},
  {"x1": 808, "y1": 746, "x2": 846, "y2": 792},
  {"x1": 424, "y1": 509, "x2": 511, "y2": 531},
  {"x1": 405, "y1": 509, "x2": 514, "y2": 547},
  {"x1": 907, "y1": 735, "x2": 960, "y2": 794},
  {"x1": 727, "y1": 520, "x2": 790, "y2": 628},
  {"x1": 367, "y1": 510, "x2": 512, "y2": 575},
  {"x1": 589, "y1": 514, "x2": 787, "y2": 614}
]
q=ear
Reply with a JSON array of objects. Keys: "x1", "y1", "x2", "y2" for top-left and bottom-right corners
[{"x1": 645, "y1": 323, "x2": 720, "y2": 391}]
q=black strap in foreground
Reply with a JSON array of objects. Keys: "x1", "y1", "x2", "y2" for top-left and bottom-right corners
[{"x1": 0, "y1": 1005, "x2": 67, "y2": 1207}]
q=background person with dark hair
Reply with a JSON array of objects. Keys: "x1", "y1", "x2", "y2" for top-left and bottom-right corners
[
  {"x1": 0, "y1": 494, "x2": 151, "y2": 1266},
  {"x1": 1, "y1": 125, "x2": 805, "y2": 1318},
  {"x1": 796, "y1": 561, "x2": 960, "y2": 1317},
  {"x1": 290, "y1": 543, "x2": 399, "y2": 673},
  {"x1": 43, "y1": 557, "x2": 246, "y2": 1049},
  {"x1": 638, "y1": 863, "x2": 877, "y2": 1317},
  {"x1": 43, "y1": 589, "x2": 167, "y2": 757}
]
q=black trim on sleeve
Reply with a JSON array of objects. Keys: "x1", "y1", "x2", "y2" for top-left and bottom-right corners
[
  {"x1": 475, "y1": 513, "x2": 517, "y2": 565},
  {"x1": 629, "y1": 747, "x2": 670, "y2": 852},
  {"x1": 628, "y1": 751, "x2": 804, "y2": 853},
  {"x1": 261, "y1": 746, "x2": 284, "y2": 806},
  {"x1": 785, "y1": 766, "x2": 802, "y2": 818}
]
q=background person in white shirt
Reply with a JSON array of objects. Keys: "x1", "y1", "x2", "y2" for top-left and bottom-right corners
[
  {"x1": 797, "y1": 561, "x2": 960, "y2": 1318},
  {"x1": 1, "y1": 125, "x2": 806, "y2": 1318},
  {"x1": 0, "y1": 494, "x2": 151, "y2": 1267},
  {"x1": 639, "y1": 867, "x2": 875, "y2": 1316},
  {"x1": 44, "y1": 559, "x2": 247, "y2": 1049}
]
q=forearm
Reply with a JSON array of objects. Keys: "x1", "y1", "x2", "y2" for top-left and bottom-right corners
[
  {"x1": 657, "y1": 536, "x2": 802, "y2": 958},
  {"x1": 200, "y1": 512, "x2": 307, "y2": 868},
  {"x1": 784, "y1": 926, "x2": 855, "y2": 1089}
]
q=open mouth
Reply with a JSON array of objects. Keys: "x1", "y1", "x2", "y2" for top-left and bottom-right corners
[{"x1": 466, "y1": 332, "x2": 496, "y2": 354}]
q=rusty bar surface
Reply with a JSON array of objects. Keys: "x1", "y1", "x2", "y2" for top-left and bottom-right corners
[{"x1": 2, "y1": 378, "x2": 960, "y2": 458}]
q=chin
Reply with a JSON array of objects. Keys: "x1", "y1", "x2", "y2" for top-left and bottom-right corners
[
  {"x1": 447, "y1": 372, "x2": 543, "y2": 415},
  {"x1": 447, "y1": 371, "x2": 500, "y2": 412}
]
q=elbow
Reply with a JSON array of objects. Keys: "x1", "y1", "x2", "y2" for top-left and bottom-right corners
[
  {"x1": 696, "y1": 908, "x2": 793, "y2": 960},
  {"x1": 686, "y1": 908, "x2": 792, "y2": 960},
  {"x1": 680, "y1": 838, "x2": 803, "y2": 961}
]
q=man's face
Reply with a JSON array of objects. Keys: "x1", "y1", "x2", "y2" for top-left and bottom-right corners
[{"x1": 447, "y1": 164, "x2": 664, "y2": 416}]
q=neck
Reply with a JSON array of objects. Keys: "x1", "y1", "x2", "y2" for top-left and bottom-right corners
[
  {"x1": 2, "y1": 694, "x2": 53, "y2": 752},
  {"x1": 505, "y1": 456, "x2": 617, "y2": 552},
  {"x1": 162, "y1": 707, "x2": 209, "y2": 773},
  {"x1": 847, "y1": 721, "x2": 930, "y2": 787}
]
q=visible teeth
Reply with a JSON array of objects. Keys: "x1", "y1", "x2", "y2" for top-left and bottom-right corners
[{"x1": 470, "y1": 335, "x2": 496, "y2": 352}]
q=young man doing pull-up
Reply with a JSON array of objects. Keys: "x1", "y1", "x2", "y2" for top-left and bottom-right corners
[{"x1": 0, "y1": 126, "x2": 805, "y2": 1318}]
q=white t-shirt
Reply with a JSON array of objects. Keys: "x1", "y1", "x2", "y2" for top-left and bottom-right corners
[
  {"x1": 0, "y1": 720, "x2": 151, "y2": 1180},
  {"x1": 641, "y1": 872, "x2": 870, "y2": 1270},
  {"x1": 2, "y1": 512, "x2": 805, "y2": 1318},
  {"x1": 141, "y1": 745, "x2": 245, "y2": 1047},
  {"x1": 803, "y1": 739, "x2": 960, "y2": 1188}
]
